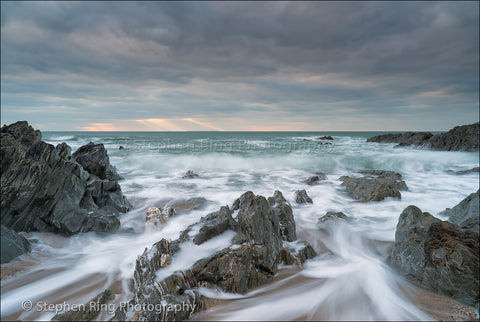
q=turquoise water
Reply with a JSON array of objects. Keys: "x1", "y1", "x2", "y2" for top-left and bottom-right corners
[{"x1": 2, "y1": 131, "x2": 478, "y2": 320}]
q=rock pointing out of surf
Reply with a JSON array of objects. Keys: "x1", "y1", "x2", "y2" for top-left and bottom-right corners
[
  {"x1": 113, "y1": 191, "x2": 316, "y2": 321},
  {"x1": 0, "y1": 121, "x2": 131, "y2": 238}
]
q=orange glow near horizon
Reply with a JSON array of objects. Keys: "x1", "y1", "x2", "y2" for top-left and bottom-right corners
[
  {"x1": 79, "y1": 119, "x2": 313, "y2": 131},
  {"x1": 181, "y1": 118, "x2": 224, "y2": 131},
  {"x1": 79, "y1": 123, "x2": 126, "y2": 131}
]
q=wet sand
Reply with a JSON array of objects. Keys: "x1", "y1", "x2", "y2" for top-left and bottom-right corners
[{"x1": 2, "y1": 227, "x2": 477, "y2": 321}]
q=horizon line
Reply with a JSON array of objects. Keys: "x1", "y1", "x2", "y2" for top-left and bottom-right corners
[{"x1": 40, "y1": 129, "x2": 447, "y2": 133}]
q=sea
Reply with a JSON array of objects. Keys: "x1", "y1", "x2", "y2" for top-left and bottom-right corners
[{"x1": 1, "y1": 131, "x2": 479, "y2": 320}]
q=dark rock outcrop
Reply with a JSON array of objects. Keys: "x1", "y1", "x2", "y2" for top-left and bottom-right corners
[
  {"x1": 318, "y1": 211, "x2": 350, "y2": 225},
  {"x1": 340, "y1": 170, "x2": 408, "y2": 202},
  {"x1": 425, "y1": 123, "x2": 479, "y2": 151},
  {"x1": 318, "y1": 136, "x2": 334, "y2": 140},
  {"x1": 182, "y1": 170, "x2": 198, "y2": 178},
  {"x1": 389, "y1": 206, "x2": 441, "y2": 282},
  {"x1": 1, "y1": 225, "x2": 31, "y2": 264},
  {"x1": 55, "y1": 143, "x2": 72, "y2": 160},
  {"x1": 443, "y1": 190, "x2": 479, "y2": 232},
  {"x1": 304, "y1": 172, "x2": 326, "y2": 185},
  {"x1": 1, "y1": 121, "x2": 131, "y2": 235},
  {"x1": 367, "y1": 122, "x2": 479, "y2": 151},
  {"x1": 116, "y1": 191, "x2": 315, "y2": 321},
  {"x1": 389, "y1": 203, "x2": 480, "y2": 307},
  {"x1": 423, "y1": 221, "x2": 479, "y2": 307},
  {"x1": 295, "y1": 189, "x2": 313, "y2": 204},
  {"x1": 73, "y1": 142, "x2": 121, "y2": 181}
]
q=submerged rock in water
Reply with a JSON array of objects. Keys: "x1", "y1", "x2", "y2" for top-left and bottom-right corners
[
  {"x1": 165, "y1": 197, "x2": 207, "y2": 213},
  {"x1": 340, "y1": 170, "x2": 408, "y2": 202},
  {"x1": 447, "y1": 167, "x2": 480, "y2": 175},
  {"x1": 367, "y1": 122, "x2": 479, "y2": 151},
  {"x1": 295, "y1": 189, "x2": 313, "y2": 204},
  {"x1": 304, "y1": 173, "x2": 326, "y2": 185},
  {"x1": 0, "y1": 121, "x2": 131, "y2": 235},
  {"x1": 1, "y1": 225, "x2": 31, "y2": 264},
  {"x1": 182, "y1": 170, "x2": 198, "y2": 178},
  {"x1": 389, "y1": 201, "x2": 480, "y2": 307},
  {"x1": 115, "y1": 191, "x2": 315, "y2": 321},
  {"x1": 318, "y1": 136, "x2": 334, "y2": 140},
  {"x1": 318, "y1": 211, "x2": 350, "y2": 225},
  {"x1": 145, "y1": 206, "x2": 176, "y2": 228}
]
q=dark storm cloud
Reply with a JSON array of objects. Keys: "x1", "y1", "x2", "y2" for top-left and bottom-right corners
[{"x1": 1, "y1": 1, "x2": 478, "y2": 130}]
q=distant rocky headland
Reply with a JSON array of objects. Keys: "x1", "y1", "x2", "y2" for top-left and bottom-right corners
[{"x1": 367, "y1": 122, "x2": 479, "y2": 151}]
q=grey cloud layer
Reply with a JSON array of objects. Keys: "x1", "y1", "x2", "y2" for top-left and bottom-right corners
[{"x1": 1, "y1": 1, "x2": 478, "y2": 130}]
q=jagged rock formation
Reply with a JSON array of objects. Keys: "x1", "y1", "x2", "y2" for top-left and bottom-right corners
[
  {"x1": 295, "y1": 189, "x2": 313, "y2": 204},
  {"x1": 340, "y1": 170, "x2": 408, "y2": 202},
  {"x1": 1, "y1": 121, "x2": 131, "y2": 236},
  {"x1": 114, "y1": 191, "x2": 316, "y2": 321},
  {"x1": 442, "y1": 190, "x2": 479, "y2": 233},
  {"x1": 367, "y1": 122, "x2": 479, "y2": 151}
]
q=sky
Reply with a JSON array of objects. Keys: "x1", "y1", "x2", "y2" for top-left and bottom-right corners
[{"x1": 1, "y1": 1, "x2": 479, "y2": 131}]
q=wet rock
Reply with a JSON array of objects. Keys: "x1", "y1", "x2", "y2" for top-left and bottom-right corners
[
  {"x1": 193, "y1": 206, "x2": 235, "y2": 245},
  {"x1": 146, "y1": 207, "x2": 176, "y2": 228},
  {"x1": 1, "y1": 121, "x2": 130, "y2": 235},
  {"x1": 366, "y1": 133, "x2": 402, "y2": 143},
  {"x1": 443, "y1": 190, "x2": 479, "y2": 232},
  {"x1": 448, "y1": 167, "x2": 480, "y2": 175},
  {"x1": 389, "y1": 206, "x2": 441, "y2": 282},
  {"x1": 389, "y1": 202, "x2": 480, "y2": 307},
  {"x1": 279, "y1": 240, "x2": 317, "y2": 267},
  {"x1": 367, "y1": 132, "x2": 433, "y2": 146},
  {"x1": 357, "y1": 170, "x2": 403, "y2": 181},
  {"x1": 183, "y1": 170, "x2": 198, "y2": 178},
  {"x1": 367, "y1": 122, "x2": 479, "y2": 151},
  {"x1": 51, "y1": 289, "x2": 111, "y2": 321},
  {"x1": 422, "y1": 221, "x2": 479, "y2": 307},
  {"x1": 295, "y1": 189, "x2": 313, "y2": 204},
  {"x1": 73, "y1": 142, "x2": 121, "y2": 181},
  {"x1": 119, "y1": 145, "x2": 125, "y2": 150},
  {"x1": 56, "y1": 143, "x2": 71, "y2": 160},
  {"x1": 304, "y1": 173, "x2": 326, "y2": 185},
  {"x1": 340, "y1": 170, "x2": 408, "y2": 202},
  {"x1": 425, "y1": 122, "x2": 479, "y2": 151},
  {"x1": 1, "y1": 225, "x2": 31, "y2": 264},
  {"x1": 318, "y1": 136, "x2": 334, "y2": 140},
  {"x1": 318, "y1": 211, "x2": 350, "y2": 225},
  {"x1": 270, "y1": 190, "x2": 297, "y2": 242},
  {"x1": 117, "y1": 191, "x2": 315, "y2": 321},
  {"x1": 165, "y1": 197, "x2": 207, "y2": 214}
]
